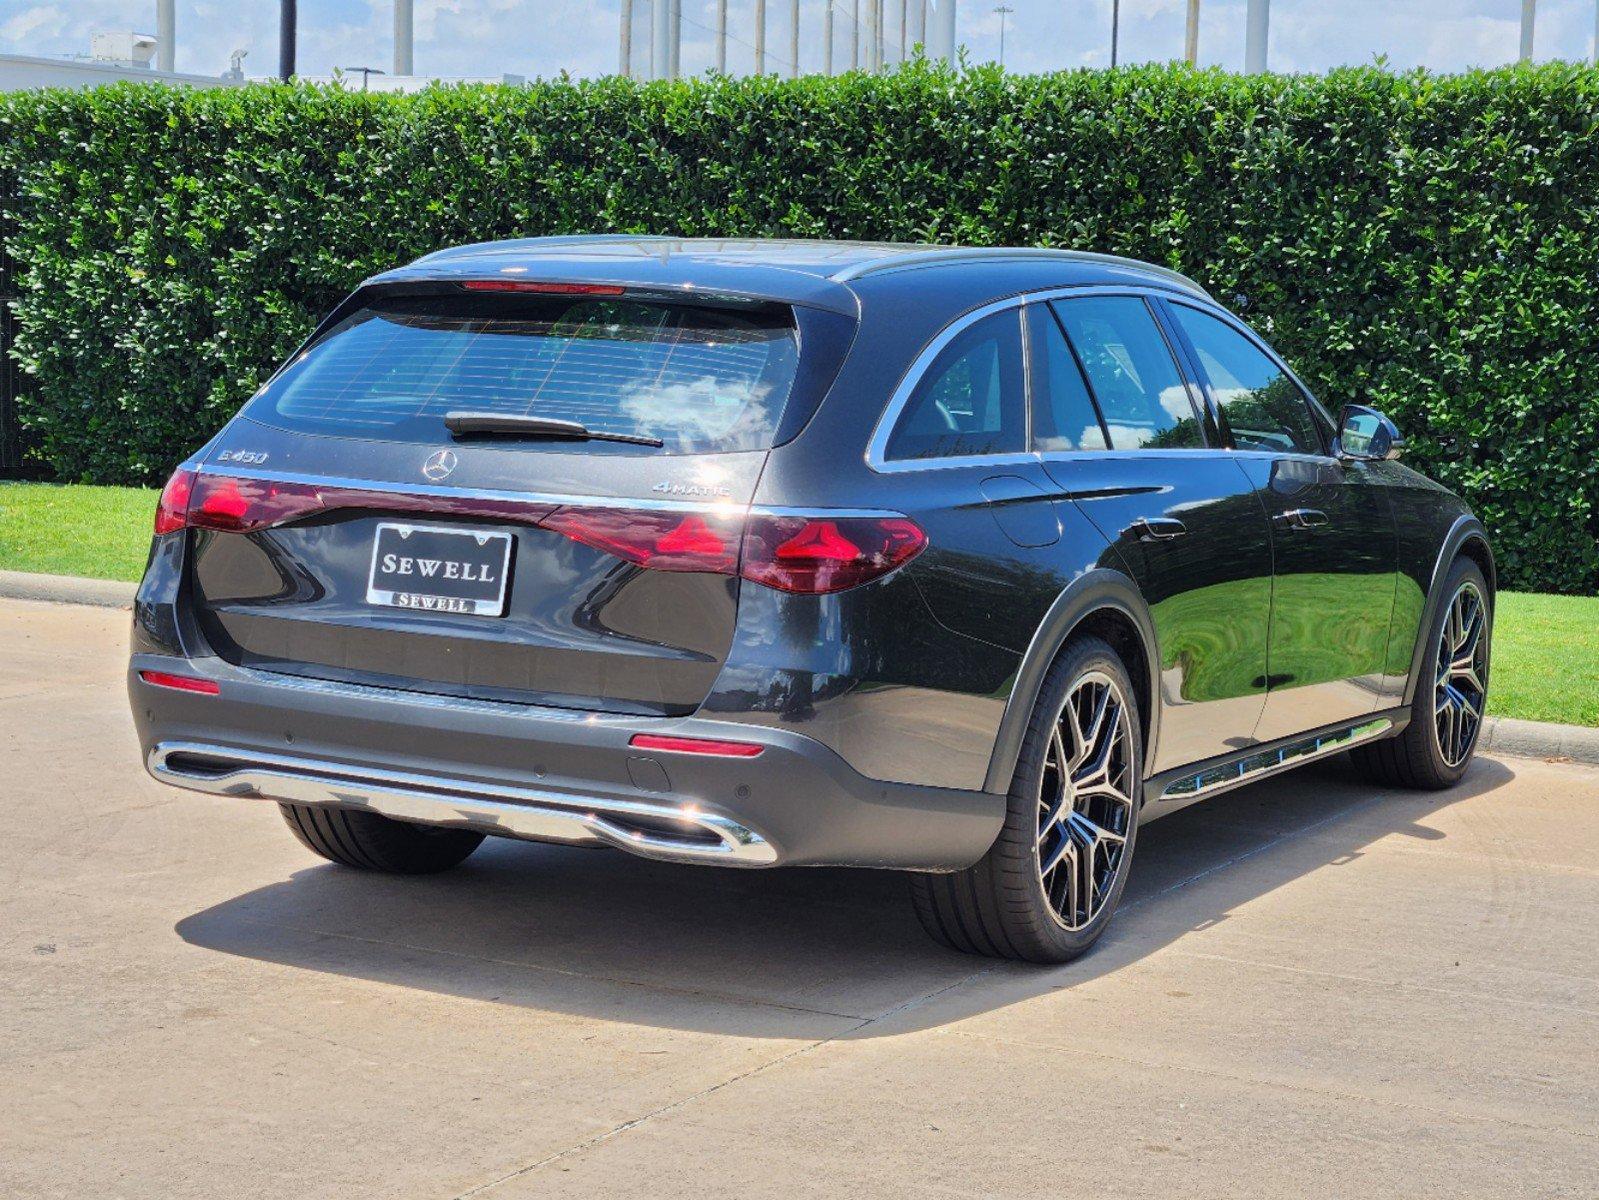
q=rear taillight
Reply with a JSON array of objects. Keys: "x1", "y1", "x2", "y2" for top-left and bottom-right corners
[
  {"x1": 542, "y1": 508, "x2": 926, "y2": 594},
  {"x1": 153, "y1": 467, "x2": 196, "y2": 535},
  {"x1": 542, "y1": 508, "x2": 742, "y2": 574},
  {"x1": 186, "y1": 475, "x2": 328, "y2": 533},
  {"x1": 160, "y1": 469, "x2": 927, "y2": 595},
  {"x1": 741, "y1": 515, "x2": 928, "y2": 595}
]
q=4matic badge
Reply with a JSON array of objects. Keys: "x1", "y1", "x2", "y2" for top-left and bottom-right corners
[{"x1": 652, "y1": 481, "x2": 732, "y2": 499}]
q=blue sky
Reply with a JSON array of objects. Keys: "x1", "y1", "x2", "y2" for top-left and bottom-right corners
[{"x1": 3, "y1": 1, "x2": 1596, "y2": 80}]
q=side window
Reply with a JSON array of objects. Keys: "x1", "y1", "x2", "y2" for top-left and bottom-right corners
[
  {"x1": 1051, "y1": 297, "x2": 1204, "y2": 450},
  {"x1": 884, "y1": 308, "x2": 1025, "y2": 461},
  {"x1": 1169, "y1": 305, "x2": 1324, "y2": 455},
  {"x1": 1029, "y1": 305, "x2": 1110, "y2": 453}
]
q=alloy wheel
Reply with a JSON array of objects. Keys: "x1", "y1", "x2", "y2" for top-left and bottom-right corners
[
  {"x1": 1037, "y1": 670, "x2": 1136, "y2": 930},
  {"x1": 1433, "y1": 580, "x2": 1488, "y2": 768}
]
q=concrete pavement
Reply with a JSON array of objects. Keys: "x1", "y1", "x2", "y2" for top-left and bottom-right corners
[{"x1": 2, "y1": 596, "x2": 1595, "y2": 1199}]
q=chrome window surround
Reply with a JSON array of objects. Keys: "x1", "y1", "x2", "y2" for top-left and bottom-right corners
[{"x1": 866, "y1": 285, "x2": 1218, "y2": 474}]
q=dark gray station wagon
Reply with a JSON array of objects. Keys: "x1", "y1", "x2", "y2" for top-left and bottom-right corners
[{"x1": 130, "y1": 238, "x2": 1494, "y2": 962}]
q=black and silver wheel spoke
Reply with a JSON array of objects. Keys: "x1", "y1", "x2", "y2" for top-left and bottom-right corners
[
  {"x1": 1433, "y1": 581, "x2": 1488, "y2": 768},
  {"x1": 1037, "y1": 671, "x2": 1135, "y2": 931}
]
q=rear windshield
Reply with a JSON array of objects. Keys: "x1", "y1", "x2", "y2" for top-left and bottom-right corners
[{"x1": 245, "y1": 293, "x2": 801, "y2": 453}]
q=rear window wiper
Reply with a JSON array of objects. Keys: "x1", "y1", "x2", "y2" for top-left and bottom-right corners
[{"x1": 443, "y1": 412, "x2": 664, "y2": 448}]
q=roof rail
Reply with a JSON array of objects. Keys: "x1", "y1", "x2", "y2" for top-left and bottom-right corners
[
  {"x1": 830, "y1": 246, "x2": 1210, "y2": 297},
  {"x1": 417, "y1": 234, "x2": 679, "y2": 264}
]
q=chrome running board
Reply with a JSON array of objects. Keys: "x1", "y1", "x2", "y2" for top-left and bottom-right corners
[
  {"x1": 147, "y1": 741, "x2": 777, "y2": 867},
  {"x1": 1157, "y1": 717, "x2": 1394, "y2": 803}
]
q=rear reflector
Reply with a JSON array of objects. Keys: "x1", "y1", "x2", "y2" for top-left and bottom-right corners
[
  {"x1": 629, "y1": 734, "x2": 764, "y2": 758},
  {"x1": 138, "y1": 670, "x2": 220, "y2": 695},
  {"x1": 461, "y1": 280, "x2": 626, "y2": 296}
]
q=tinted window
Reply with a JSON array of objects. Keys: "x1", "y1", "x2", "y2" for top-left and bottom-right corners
[
  {"x1": 1171, "y1": 305, "x2": 1323, "y2": 455},
  {"x1": 1052, "y1": 297, "x2": 1202, "y2": 450},
  {"x1": 1030, "y1": 307, "x2": 1109, "y2": 453},
  {"x1": 245, "y1": 294, "x2": 800, "y2": 453},
  {"x1": 885, "y1": 308, "x2": 1025, "y2": 461}
]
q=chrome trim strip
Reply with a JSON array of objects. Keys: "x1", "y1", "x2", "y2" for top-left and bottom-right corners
[
  {"x1": 147, "y1": 741, "x2": 778, "y2": 867},
  {"x1": 1157, "y1": 717, "x2": 1393, "y2": 802}
]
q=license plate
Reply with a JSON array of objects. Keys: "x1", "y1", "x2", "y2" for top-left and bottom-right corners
[{"x1": 366, "y1": 523, "x2": 514, "y2": 617}]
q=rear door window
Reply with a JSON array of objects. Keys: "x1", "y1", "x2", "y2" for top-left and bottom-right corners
[
  {"x1": 1051, "y1": 297, "x2": 1205, "y2": 450},
  {"x1": 884, "y1": 308, "x2": 1026, "y2": 461},
  {"x1": 246, "y1": 293, "x2": 801, "y2": 453}
]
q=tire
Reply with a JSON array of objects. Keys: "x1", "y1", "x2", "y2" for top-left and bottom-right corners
[
  {"x1": 910, "y1": 635, "x2": 1143, "y2": 964},
  {"x1": 1353, "y1": 556, "x2": 1491, "y2": 790},
  {"x1": 279, "y1": 803, "x2": 484, "y2": 874}
]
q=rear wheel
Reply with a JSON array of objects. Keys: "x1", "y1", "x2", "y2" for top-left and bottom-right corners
[
  {"x1": 279, "y1": 803, "x2": 484, "y2": 874},
  {"x1": 1354, "y1": 557, "x2": 1490, "y2": 790},
  {"x1": 910, "y1": 636, "x2": 1142, "y2": 963}
]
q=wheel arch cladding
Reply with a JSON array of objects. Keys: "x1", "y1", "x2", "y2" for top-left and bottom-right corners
[{"x1": 982, "y1": 569, "x2": 1161, "y2": 794}]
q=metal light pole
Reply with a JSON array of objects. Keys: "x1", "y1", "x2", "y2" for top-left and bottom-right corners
[
  {"x1": 851, "y1": 0, "x2": 860, "y2": 68},
  {"x1": 994, "y1": 3, "x2": 1012, "y2": 67},
  {"x1": 1244, "y1": 0, "x2": 1268, "y2": 73},
  {"x1": 935, "y1": 0, "x2": 956, "y2": 63},
  {"x1": 651, "y1": 0, "x2": 668, "y2": 78},
  {"x1": 717, "y1": 0, "x2": 728, "y2": 72},
  {"x1": 1185, "y1": 0, "x2": 1199, "y2": 65},
  {"x1": 156, "y1": 0, "x2": 175, "y2": 72},
  {"x1": 394, "y1": 0, "x2": 413, "y2": 76},
  {"x1": 619, "y1": 0, "x2": 632, "y2": 77},
  {"x1": 668, "y1": 0, "x2": 681, "y2": 77},
  {"x1": 825, "y1": 0, "x2": 835, "y2": 73},
  {"x1": 278, "y1": 0, "x2": 297, "y2": 79},
  {"x1": 791, "y1": 0, "x2": 801, "y2": 76},
  {"x1": 1520, "y1": 0, "x2": 1536, "y2": 61},
  {"x1": 756, "y1": 0, "x2": 767, "y2": 73},
  {"x1": 899, "y1": 0, "x2": 908, "y2": 60},
  {"x1": 1110, "y1": 0, "x2": 1119, "y2": 67}
]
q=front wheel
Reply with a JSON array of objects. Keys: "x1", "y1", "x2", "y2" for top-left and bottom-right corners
[
  {"x1": 1353, "y1": 556, "x2": 1491, "y2": 790},
  {"x1": 911, "y1": 635, "x2": 1142, "y2": 963}
]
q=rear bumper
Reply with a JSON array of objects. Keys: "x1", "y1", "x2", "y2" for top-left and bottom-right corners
[{"x1": 129, "y1": 654, "x2": 1006, "y2": 870}]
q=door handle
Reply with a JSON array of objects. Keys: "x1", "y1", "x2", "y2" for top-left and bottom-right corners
[
  {"x1": 1276, "y1": 508, "x2": 1329, "y2": 530},
  {"x1": 1123, "y1": 517, "x2": 1188, "y2": 542}
]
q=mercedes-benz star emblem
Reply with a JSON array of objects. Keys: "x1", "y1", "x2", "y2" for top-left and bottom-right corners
[{"x1": 422, "y1": 449, "x2": 458, "y2": 482}]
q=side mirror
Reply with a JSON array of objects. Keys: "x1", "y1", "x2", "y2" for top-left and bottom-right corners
[{"x1": 1335, "y1": 404, "x2": 1403, "y2": 462}]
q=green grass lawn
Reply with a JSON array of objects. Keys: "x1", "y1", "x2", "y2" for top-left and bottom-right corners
[
  {"x1": 1489, "y1": 592, "x2": 1599, "y2": 728},
  {"x1": 1, "y1": 480, "x2": 1594, "y2": 726},
  {"x1": 0, "y1": 481, "x2": 160, "y2": 583}
]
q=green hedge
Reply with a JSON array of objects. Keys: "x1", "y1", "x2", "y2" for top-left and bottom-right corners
[{"x1": 2, "y1": 63, "x2": 1597, "y2": 593}]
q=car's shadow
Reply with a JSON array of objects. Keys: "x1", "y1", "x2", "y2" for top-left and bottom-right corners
[{"x1": 175, "y1": 754, "x2": 1516, "y2": 1038}]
